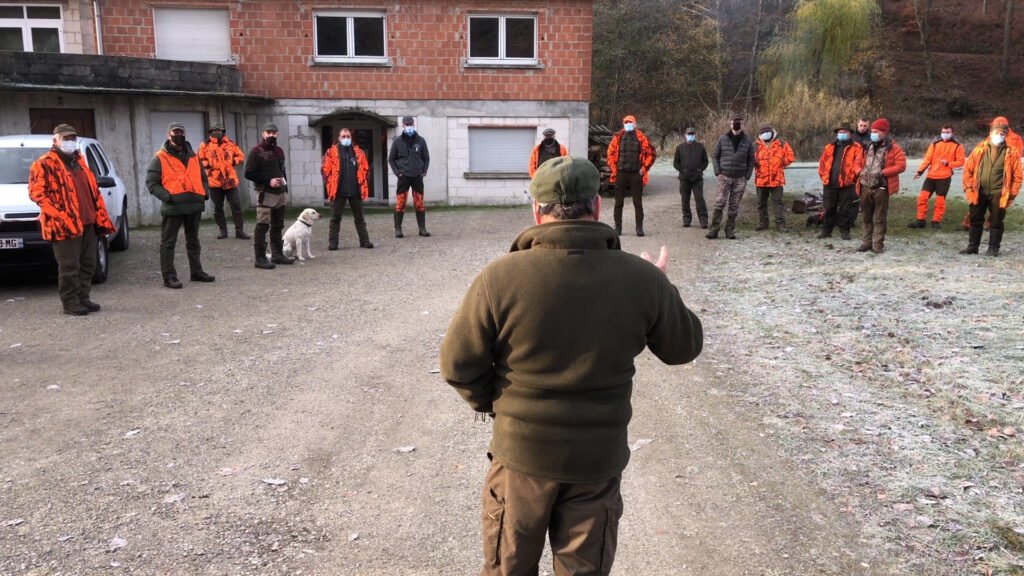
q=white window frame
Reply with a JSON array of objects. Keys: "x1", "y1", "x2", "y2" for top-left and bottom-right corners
[
  {"x1": 466, "y1": 14, "x2": 537, "y2": 66},
  {"x1": 313, "y1": 10, "x2": 388, "y2": 65},
  {"x1": 0, "y1": 4, "x2": 64, "y2": 53}
]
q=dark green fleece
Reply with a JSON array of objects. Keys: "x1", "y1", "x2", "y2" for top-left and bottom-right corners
[{"x1": 440, "y1": 219, "x2": 703, "y2": 482}]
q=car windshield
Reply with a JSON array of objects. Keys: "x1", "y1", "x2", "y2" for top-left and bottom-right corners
[{"x1": 0, "y1": 148, "x2": 44, "y2": 184}]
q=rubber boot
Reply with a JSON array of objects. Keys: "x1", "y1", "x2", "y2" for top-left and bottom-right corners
[
  {"x1": 959, "y1": 227, "x2": 983, "y2": 254},
  {"x1": 215, "y1": 212, "x2": 228, "y2": 239},
  {"x1": 253, "y1": 223, "x2": 275, "y2": 269},
  {"x1": 232, "y1": 211, "x2": 250, "y2": 239},
  {"x1": 270, "y1": 236, "x2": 295, "y2": 264},
  {"x1": 706, "y1": 209, "x2": 723, "y2": 239},
  {"x1": 614, "y1": 221, "x2": 622, "y2": 235},
  {"x1": 724, "y1": 215, "x2": 737, "y2": 239},
  {"x1": 416, "y1": 211, "x2": 431, "y2": 237},
  {"x1": 636, "y1": 215, "x2": 645, "y2": 237},
  {"x1": 986, "y1": 229, "x2": 1003, "y2": 257},
  {"x1": 394, "y1": 212, "x2": 404, "y2": 238}
]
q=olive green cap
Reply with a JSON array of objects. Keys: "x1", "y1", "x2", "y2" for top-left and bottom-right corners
[{"x1": 529, "y1": 157, "x2": 599, "y2": 205}]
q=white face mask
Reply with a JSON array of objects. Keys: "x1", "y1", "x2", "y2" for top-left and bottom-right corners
[
  {"x1": 340, "y1": 138, "x2": 352, "y2": 147},
  {"x1": 624, "y1": 123, "x2": 635, "y2": 132},
  {"x1": 991, "y1": 133, "x2": 1006, "y2": 146},
  {"x1": 940, "y1": 132, "x2": 952, "y2": 141},
  {"x1": 760, "y1": 131, "x2": 773, "y2": 141},
  {"x1": 58, "y1": 140, "x2": 78, "y2": 155}
]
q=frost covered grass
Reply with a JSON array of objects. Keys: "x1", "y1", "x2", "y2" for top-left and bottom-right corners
[{"x1": 693, "y1": 215, "x2": 1024, "y2": 574}]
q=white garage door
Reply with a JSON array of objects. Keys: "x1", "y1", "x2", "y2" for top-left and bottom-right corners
[
  {"x1": 149, "y1": 111, "x2": 206, "y2": 155},
  {"x1": 153, "y1": 8, "x2": 232, "y2": 63},
  {"x1": 468, "y1": 127, "x2": 534, "y2": 173}
]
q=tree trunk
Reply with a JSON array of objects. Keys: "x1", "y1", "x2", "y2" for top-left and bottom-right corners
[
  {"x1": 1003, "y1": 0, "x2": 1015, "y2": 79},
  {"x1": 914, "y1": 0, "x2": 934, "y2": 89},
  {"x1": 745, "y1": 0, "x2": 764, "y2": 112}
]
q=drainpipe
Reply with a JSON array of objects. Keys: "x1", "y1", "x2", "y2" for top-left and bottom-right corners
[{"x1": 93, "y1": 0, "x2": 104, "y2": 55}]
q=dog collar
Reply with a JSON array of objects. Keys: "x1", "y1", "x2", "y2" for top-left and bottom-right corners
[{"x1": 301, "y1": 220, "x2": 312, "y2": 228}]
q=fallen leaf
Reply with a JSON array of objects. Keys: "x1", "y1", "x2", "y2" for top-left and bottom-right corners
[
  {"x1": 162, "y1": 493, "x2": 187, "y2": 504},
  {"x1": 218, "y1": 467, "x2": 236, "y2": 476},
  {"x1": 123, "y1": 429, "x2": 141, "y2": 439},
  {"x1": 3, "y1": 518, "x2": 25, "y2": 527},
  {"x1": 349, "y1": 533, "x2": 359, "y2": 542},
  {"x1": 629, "y1": 438, "x2": 654, "y2": 452},
  {"x1": 261, "y1": 478, "x2": 287, "y2": 486},
  {"x1": 1003, "y1": 427, "x2": 1017, "y2": 437},
  {"x1": 393, "y1": 446, "x2": 416, "y2": 454}
]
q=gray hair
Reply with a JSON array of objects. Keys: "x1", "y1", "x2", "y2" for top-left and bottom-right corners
[{"x1": 536, "y1": 196, "x2": 599, "y2": 220}]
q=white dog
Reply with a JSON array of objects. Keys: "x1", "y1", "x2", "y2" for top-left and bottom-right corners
[{"x1": 280, "y1": 208, "x2": 320, "y2": 261}]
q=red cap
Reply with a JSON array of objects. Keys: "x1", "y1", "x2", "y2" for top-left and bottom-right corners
[
  {"x1": 991, "y1": 116, "x2": 1010, "y2": 133},
  {"x1": 622, "y1": 115, "x2": 637, "y2": 125},
  {"x1": 870, "y1": 119, "x2": 890, "y2": 133}
]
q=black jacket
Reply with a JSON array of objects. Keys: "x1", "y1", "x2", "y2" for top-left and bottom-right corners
[
  {"x1": 388, "y1": 133, "x2": 430, "y2": 177},
  {"x1": 673, "y1": 141, "x2": 709, "y2": 182},
  {"x1": 244, "y1": 140, "x2": 288, "y2": 193},
  {"x1": 712, "y1": 132, "x2": 755, "y2": 180}
]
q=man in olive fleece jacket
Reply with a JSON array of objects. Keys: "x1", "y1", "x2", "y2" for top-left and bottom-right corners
[{"x1": 440, "y1": 157, "x2": 703, "y2": 575}]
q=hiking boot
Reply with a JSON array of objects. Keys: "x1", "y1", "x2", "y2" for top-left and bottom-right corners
[
  {"x1": 217, "y1": 228, "x2": 229, "y2": 239},
  {"x1": 235, "y1": 230, "x2": 251, "y2": 240},
  {"x1": 164, "y1": 277, "x2": 183, "y2": 289},
  {"x1": 754, "y1": 223, "x2": 769, "y2": 231},
  {"x1": 987, "y1": 229, "x2": 1003, "y2": 257},
  {"x1": 636, "y1": 225, "x2": 645, "y2": 237},
  {"x1": 856, "y1": 244, "x2": 872, "y2": 252},
  {"x1": 190, "y1": 271, "x2": 216, "y2": 282},
  {"x1": 80, "y1": 299, "x2": 101, "y2": 312},
  {"x1": 840, "y1": 229, "x2": 851, "y2": 240},
  {"x1": 907, "y1": 219, "x2": 926, "y2": 229},
  {"x1": 360, "y1": 241, "x2": 374, "y2": 249},
  {"x1": 816, "y1": 230, "x2": 832, "y2": 239},
  {"x1": 960, "y1": 227, "x2": 983, "y2": 254},
  {"x1": 930, "y1": 221, "x2": 941, "y2": 229},
  {"x1": 63, "y1": 305, "x2": 89, "y2": 316},
  {"x1": 271, "y1": 254, "x2": 295, "y2": 265},
  {"x1": 614, "y1": 222, "x2": 622, "y2": 235},
  {"x1": 328, "y1": 238, "x2": 339, "y2": 251}
]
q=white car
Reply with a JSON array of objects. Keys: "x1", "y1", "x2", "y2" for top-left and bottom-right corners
[{"x1": 0, "y1": 135, "x2": 130, "y2": 283}]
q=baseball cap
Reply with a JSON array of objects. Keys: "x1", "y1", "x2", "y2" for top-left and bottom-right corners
[
  {"x1": 262, "y1": 122, "x2": 279, "y2": 132},
  {"x1": 529, "y1": 157, "x2": 599, "y2": 205},
  {"x1": 53, "y1": 124, "x2": 77, "y2": 136},
  {"x1": 168, "y1": 122, "x2": 185, "y2": 132}
]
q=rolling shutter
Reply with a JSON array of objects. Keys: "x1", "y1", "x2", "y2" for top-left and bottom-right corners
[
  {"x1": 149, "y1": 111, "x2": 206, "y2": 154},
  {"x1": 468, "y1": 127, "x2": 534, "y2": 173},
  {"x1": 153, "y1": 8, "x2": 231, "y2": 63}
]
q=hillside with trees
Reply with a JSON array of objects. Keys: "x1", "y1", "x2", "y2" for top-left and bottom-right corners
[{"x1": 591, "y1": 0, "x2": 1024, "y2": 156}]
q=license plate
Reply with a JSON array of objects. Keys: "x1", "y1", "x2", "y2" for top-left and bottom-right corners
[{"x1": 0, "y1": 238, "x2": 24, "y2": 249}]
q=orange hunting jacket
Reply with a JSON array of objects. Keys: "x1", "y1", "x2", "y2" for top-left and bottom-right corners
[
  {"x1": 321, "y1": 143, "x2": 370, "y2": 201},
  {"x1": 915, "y1": 139, "x2": 965, "y2": 180},
  {"x1": 197, "y1": 136, "x2": 245, "y2": 189},
  {"x1": 28, "y1": 150, "x2": 115, "y2": 242},
  {"x1": 754, "y1": 137, "x2": 795, "y2": 188},
  {"x1": 817, "y1": 141, "x2": 863, "y2": 188},
  {"x1": 962, "y1": 141, "x2": 1023, "y2": 208},
  {"x1": 607, "y1": 129, "x2": 656, "y2": 185}
]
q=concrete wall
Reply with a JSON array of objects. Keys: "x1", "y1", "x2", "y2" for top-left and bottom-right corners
[
  {"x1": 1, "y1": 52, "x2": 243, "y2": 94},
  {"x1": 272, "y1": 99, "x2": 589, "y2": 207},
  {"x1": 0, "y1": 92, "x2": 267, "y2": 226}
]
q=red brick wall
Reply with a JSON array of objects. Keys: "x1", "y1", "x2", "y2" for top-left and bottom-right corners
[{"x1": 98, "y1": 1, "x2": 592, "y2": 102}]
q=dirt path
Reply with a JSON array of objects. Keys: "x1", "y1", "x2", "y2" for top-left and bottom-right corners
[{"x1": 1, "y1": 176, "x2": 897, "y2": 575}]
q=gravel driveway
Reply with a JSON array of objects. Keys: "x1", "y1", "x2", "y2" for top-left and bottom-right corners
[{"x1": 1, "y1": 177, "x2": 906, "y2": 575}]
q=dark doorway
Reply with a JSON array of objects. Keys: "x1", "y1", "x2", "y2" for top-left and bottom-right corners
[
  {"x1": 319, "y1": 124, "x2": 386, "y2": 202},
  {"x1": 29, "y1": 108, "x2": 96, "y2": 137}
]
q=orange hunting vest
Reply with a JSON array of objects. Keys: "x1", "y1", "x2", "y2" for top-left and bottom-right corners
[{"x1": 158, "y1": 149, "x2": 205, "y2": 195}]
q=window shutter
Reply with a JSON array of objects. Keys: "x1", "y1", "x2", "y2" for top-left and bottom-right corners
[
  {"x1": 149, "y1": 112, "x2": 206, "y2": 155},
  {"x1": 154, "y1": 8, "x2": 231, "y2": 62},
  {"x1": 468, "y1": 128, "x2": 534, "y2": 173}
]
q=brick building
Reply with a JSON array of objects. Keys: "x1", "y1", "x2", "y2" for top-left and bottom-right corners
[{"x1": 0, "y1": 1, "x2": 593, "y2": 224}]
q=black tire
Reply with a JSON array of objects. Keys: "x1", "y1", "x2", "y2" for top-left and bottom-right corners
[
  {"x1": 110, "y1": 200, "x2": 130, "y2": 251},
  {"x1": 92, "y1": 235, "x2": 109, "y2": 284}
]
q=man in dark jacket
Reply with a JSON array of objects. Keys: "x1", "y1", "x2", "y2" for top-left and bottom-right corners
[
  {"x1": 244, "y1": 123, "x2": 293, "y2": 269},
  {"x1": 709, "y1": 115, "x2": 755, "y2": 239},
  {"x1": 322, "y1": 127, "x2": 373, "y2": 250},
  {"x1": 440, "y1": 157, "x2": 703, "y2": 576},
  {"x1": 673, "y1": 127, "x2": 710, "y2": 228},
  {"x1": 146, "y1": 122, "x2": 214, "y2": 289},
  {"x1": 854, "y1": 117, "x2": 874, "y2": 148},
  {"x1": 388, "y1": 116, "x2": 431, "y2": 238}
]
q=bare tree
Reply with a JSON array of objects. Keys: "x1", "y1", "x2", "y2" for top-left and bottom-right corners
[
  {"x1": 1003, "y1": 0, "x2": 1016, "y2": 78},
  {"x1": 913, "y1": 0, "x2": 934, "y2": 89}
]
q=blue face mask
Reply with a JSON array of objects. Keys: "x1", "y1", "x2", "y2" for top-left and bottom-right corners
[
  {"x1": 340, "y1": 138, "x2": 352, "y2": 147},
  {"x1": 940, "y1": 132, "x2": 952, "y2": 141},
  {"x1": 836, "y1": 132, "x2": 850, "y2": 142},
  {"x1": 760, "y1": 132, "x2": 773, "y2": 141},
  {"x1": 685, "y1": 134, "x2": 696, "y2": 143},
  {"x1": 404, "y1": 126, "x2": 416, "y2": 136},
  {"x1": 991, "y1": 133, "x2": 1006, "y2": 146},
  {"x1": 870, "y1": 132, "x2": 881, "y2": 143},
  {"x1": 624, "y1": 123, "x2": 635, "y2": 132}
]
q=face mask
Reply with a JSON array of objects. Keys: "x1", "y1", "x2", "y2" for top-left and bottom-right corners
[
  {"x1": 58, "y1": 140, "x2": 78, "y2": 155},
  {"x1": 404, "y1": 127, "x2": 416, "y2": 136},
  {"x1": 265, "y1": 136, "x2": 277, "y2": 147},
  {"x1": 836, "y1": 132, "x2": 850, "y2": 142},
  {"x1": 210, "y1": 131, "x2": 223, "y2": 140},
  {"x1": 542, "y1": 137, "x2": 554, "y2": 145},
  {"x1": 732, "y1": 121, "x2": 742, "y2": 131},
  {"x1": 940, "y1": 132, "x2": 952, "y2": 141},
  {"x1": 624, "y1": 123, "x2": 635, "y2": 132},
  {"x1": 340, "y1": 138, "x2": 352, "y2": 147},
  {"x1": 760, "y1": 132, "x2": 772, "y2": 141},
  {"x1": 991, "y1": 133, "x2": 1006, "y2": 146},
  {"x1": 171, "y1": 134, "x2": 186, "y2": 147},
  {"x1": 870, "y1": 132, "x2": 881, "y2": 143},
  {"x1": 685, "y1": 134, "x2": 696, "y2": 143}
]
